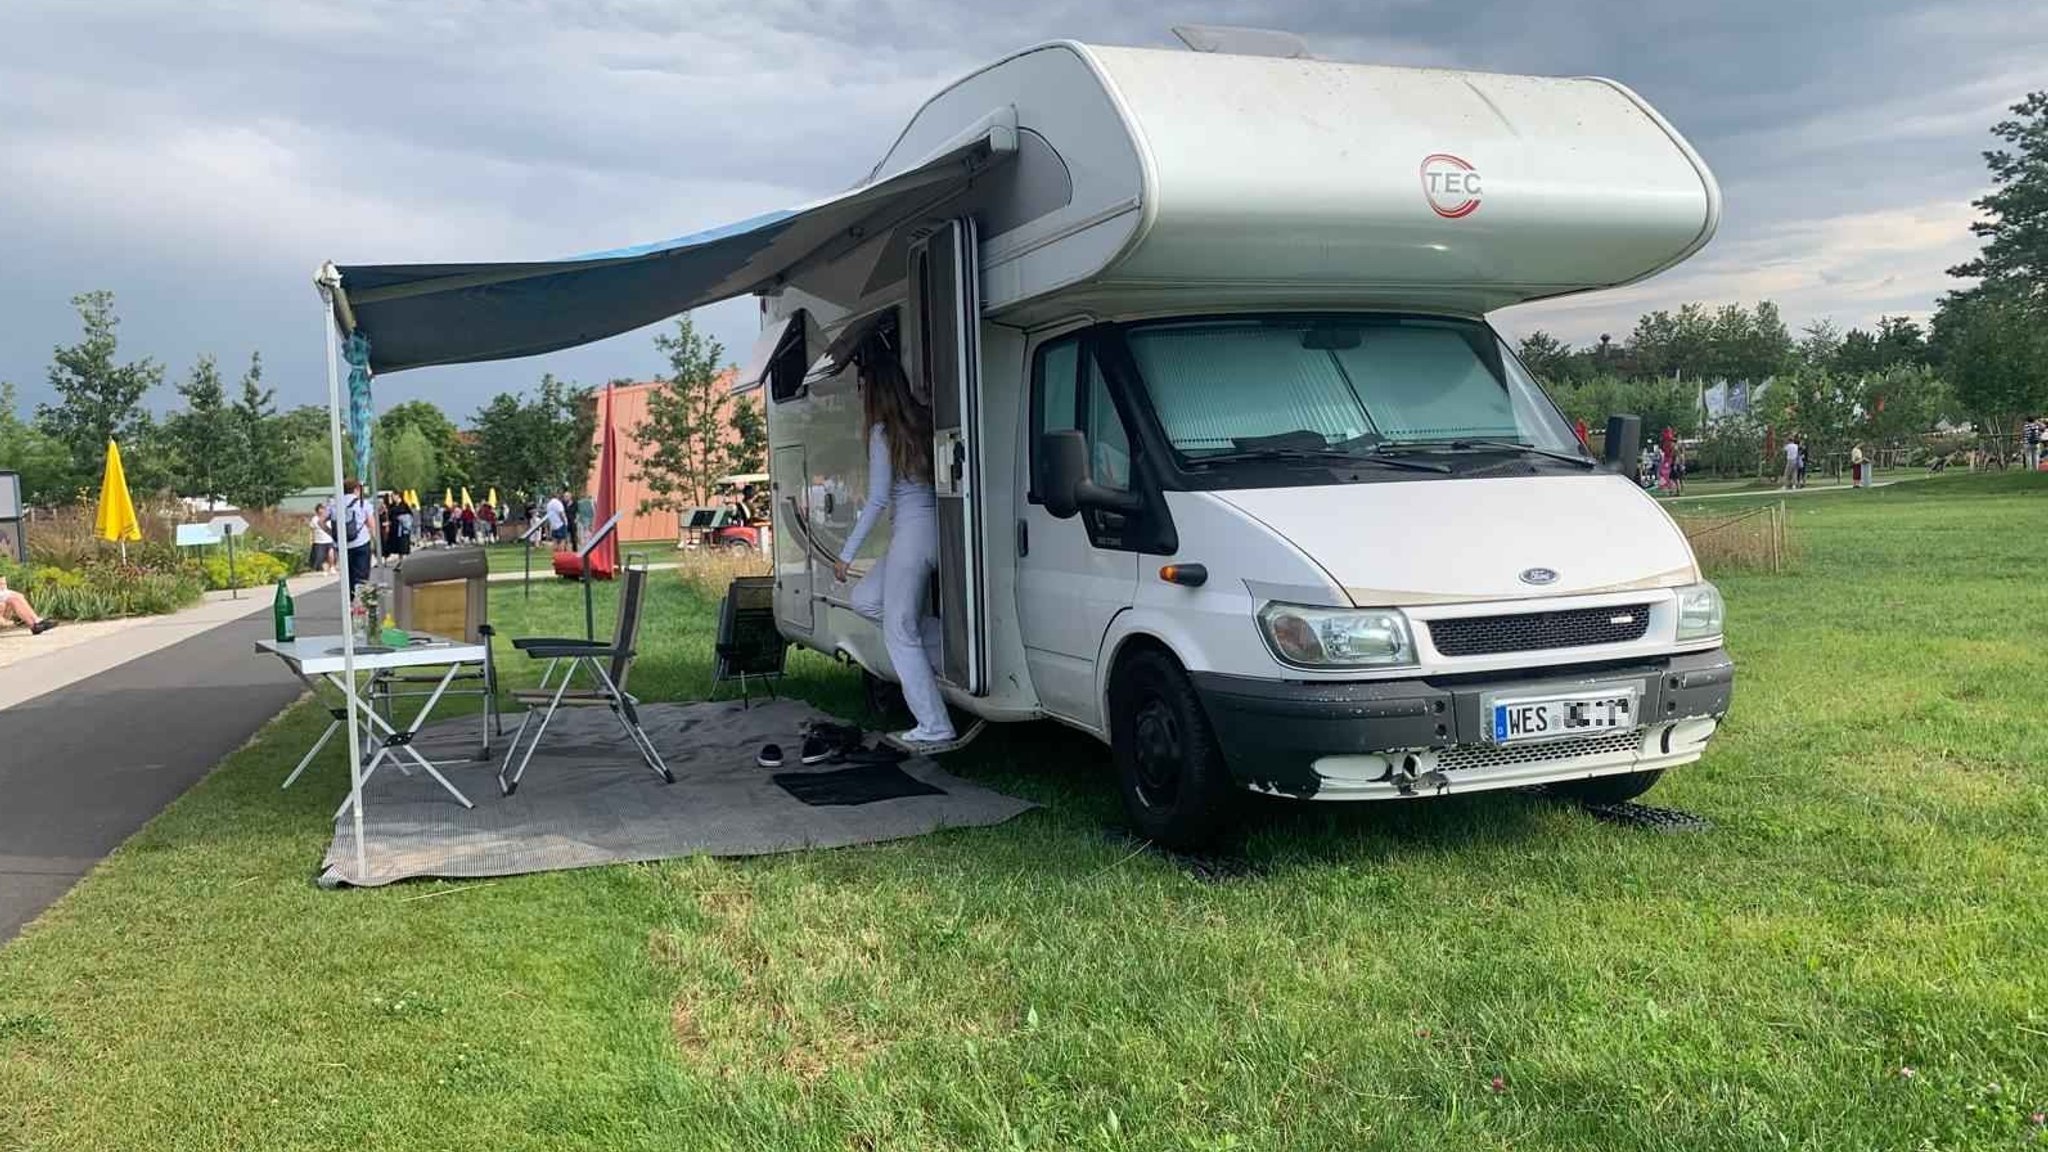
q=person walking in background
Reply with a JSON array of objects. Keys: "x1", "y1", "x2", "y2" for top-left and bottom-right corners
[
  {"x1": 1670, "y1": 440, "x2": 1687, "y2": 495},
  {"x1": 1795, "y1": 438, "x2": 1810, "y2": 489},
  {"x1": 392, "y1": 497, "x2": 414, "y2": 558},
  {"x1": 2025, "y1": 415, "x2": 2044, "y2": 472},
  {"x1": 1850, "y1": 444, "x2": 1868, "y2": 488},
  {"x1": 309, "y1": 502, "x2": 336, "y2": 573},
  {"x1": 1781, "y1": 435, "x2": 1800, "y2": 489},
  {"x1": 544, "y1": 489, "x2": 570, "y2": 547},
  {"x1": 341, "y1": 479, "x2": 374, "y2": 591},
  {"x1": 459, "y1": 503, "x2": 477, "y2": 544},
  {"x1": 478, "y1": 501, "x2": 497, "y2": 542},
  {"x1": 831, "y1": 331, "x2": 956, "y2": 748}
]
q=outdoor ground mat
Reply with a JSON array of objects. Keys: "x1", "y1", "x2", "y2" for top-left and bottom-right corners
[{"x1": 319, "y1": 698, "x2": 1035, "y2": 887}]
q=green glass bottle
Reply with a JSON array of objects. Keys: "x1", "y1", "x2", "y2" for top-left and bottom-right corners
[{"x1": 273, "y1": 577, "x2": 296, "y2": 643}]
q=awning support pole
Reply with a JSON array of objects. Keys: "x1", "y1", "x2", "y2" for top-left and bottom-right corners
[{"x1": 317, "y1": 262, "x2": 367, "y2": 882}]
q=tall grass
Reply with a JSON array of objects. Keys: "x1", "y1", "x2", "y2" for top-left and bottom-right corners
[{"x1": 1674, "y1": 504, "x2": 1795, "y2": 574}]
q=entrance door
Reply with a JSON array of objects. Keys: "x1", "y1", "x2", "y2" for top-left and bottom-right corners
[
  {"x1": 1015, "y1": 334, "x2": 1139, "y2": 728},
  {"x1": 909, "y1": 219, "x2": 986, "y2": 694}
]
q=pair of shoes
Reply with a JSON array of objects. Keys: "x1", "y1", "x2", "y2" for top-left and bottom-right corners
[
  {"x1": 894, "y1": 726, "x2": 957, "y2": 748},
  {"x1": 799, "y1": 721, "x2": 865, "y2": 765},
  {"x1": 30, "y1": 620, "x2": 55, "y2": 636}
]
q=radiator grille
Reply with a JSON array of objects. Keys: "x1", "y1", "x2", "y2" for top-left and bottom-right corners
[
  {"x1": 1429, "y1": 603, "x2": 1652, "y2": 656},
  {"x1": 1437, "y1": 730, "x2": 1643, "y2": 773}
]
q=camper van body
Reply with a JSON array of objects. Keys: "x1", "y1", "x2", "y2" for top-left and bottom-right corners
[{"x1": 738, "y1": 41, "x2": 1732, "y2": 840}]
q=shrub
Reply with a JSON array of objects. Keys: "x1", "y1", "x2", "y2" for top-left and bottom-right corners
[
  {"x1": 0, "y1": 555, "x2": 205, "y2": 622},
  {"x1": 200, "y1": 548, "x2": 289, "y2": 591}
]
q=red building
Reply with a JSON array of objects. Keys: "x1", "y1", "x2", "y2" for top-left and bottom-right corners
[{"x1": 587, "y1": 370, "x2": 758, "y2": 543}]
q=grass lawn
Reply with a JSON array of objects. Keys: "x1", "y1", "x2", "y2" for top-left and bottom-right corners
[{"x1": 2, "y1": 473, "x2": 2045, "y2": 1150}]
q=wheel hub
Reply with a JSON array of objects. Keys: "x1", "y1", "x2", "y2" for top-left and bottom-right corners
[{"x1": 1131, "y1": 698, "x2": 1182, "y2": 806}]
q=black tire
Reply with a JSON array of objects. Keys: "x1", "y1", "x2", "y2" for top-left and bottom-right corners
[
  {"x1": 862, "y1": 670, "x2": 909, "y2": 726},
  {"x1": 1550, "y1": 768, "x2": 1664, "y2": 806},
  {"x1": 1108, "y1": 649, "x2": 1240, "y2": 849}
]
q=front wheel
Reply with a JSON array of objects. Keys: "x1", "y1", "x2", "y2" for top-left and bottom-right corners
[
  {"x1": 1108, "y1": 649, "x2": 1239, "y2": 849},
  {"x1": 1549, "y1": 769, "x2": 1664, "y2": 806}
]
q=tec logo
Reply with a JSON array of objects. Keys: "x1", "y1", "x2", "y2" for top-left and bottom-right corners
[{"x1": 1420, "y1": 153, "x2": 1482, "y2": 219}]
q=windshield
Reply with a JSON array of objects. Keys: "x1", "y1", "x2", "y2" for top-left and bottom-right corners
[{"x1": 1121, "y1": 315, "x2": 1580, "y2": 461}]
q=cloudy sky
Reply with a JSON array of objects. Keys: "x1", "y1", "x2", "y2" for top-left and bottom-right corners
[{"x1": 1, "y1": 0, "x2": 2039, "y2": 422}]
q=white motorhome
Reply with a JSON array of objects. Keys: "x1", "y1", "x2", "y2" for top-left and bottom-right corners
[{"x1": 329, "y1": 34, "x2": 1734, "y2": 847}]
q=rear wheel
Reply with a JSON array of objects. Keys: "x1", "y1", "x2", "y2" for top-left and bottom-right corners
[
  {"x1": 1550, "y1": 768, "x2": 1664, "y2": 806},
  {"x1": 862, "y1": 670, "x2": 909, "y2": 727},
  {"x1": 1109, "y1": 649, "x2": 1239, "y2": 849}
]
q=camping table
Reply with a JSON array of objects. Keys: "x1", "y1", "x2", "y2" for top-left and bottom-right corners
[{"x1": 256, "y1": 634, "x2": 492, "y2": 816}]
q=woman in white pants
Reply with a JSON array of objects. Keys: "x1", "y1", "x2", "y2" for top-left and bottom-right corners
[{"x1": 832, "y1": 340, "x2": 957, "y2": 746}]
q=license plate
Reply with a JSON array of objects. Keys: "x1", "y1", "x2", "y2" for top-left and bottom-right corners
[{"x1": 1489, "y1": 687, "x2": 1638, "y2": 744}]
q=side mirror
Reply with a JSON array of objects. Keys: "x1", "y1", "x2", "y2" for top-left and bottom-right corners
[
  {"x1": 1039, "y1": 429, "x2": 1146, "y2": 521},
  {"x1": 1040, "y1": 430, "x2": 1088, "y2": 519},
  {"x1": 1603, "y1": 414, "x2": 1642, "y2": 482}
]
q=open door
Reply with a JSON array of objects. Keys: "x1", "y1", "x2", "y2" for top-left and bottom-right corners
[{"x1": 910, "y1": 219, "x2": 986, "y2": 695}]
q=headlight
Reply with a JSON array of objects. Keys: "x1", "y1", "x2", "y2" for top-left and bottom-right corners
[
  {"x1": 1258, "y1": 603, "x2": 1415, "y2": 668},
  {"x1": 1675, "y1": 582, "x2": 1724, "y2": 641}
]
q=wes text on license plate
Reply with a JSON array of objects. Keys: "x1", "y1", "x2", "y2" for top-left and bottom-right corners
[{"x1": 1490, "y1": 690, "x2": 1636, "y2": 744}]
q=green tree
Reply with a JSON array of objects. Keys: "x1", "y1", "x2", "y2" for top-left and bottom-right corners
[
  {"x1": 1931, "y1": 289, "x2": 2048, "y2": 431},
  {"x1": 1755, "y1": 369, "x2": 1862, "y2": 469},
  {"x1": 34, "y1": 291, "x2": 163, "y2": 493},
  {"x1": 725, "y1": 392, "x2": 766, "y2": 476},
  {"x1": 468, "y1": 376, "x2": 595, "y2": 506},
  {"x1": 1514, "y1": 331, "x2": 1577, "y2": 385},
  {"x1": 1949, "y1": 90, "x2": 2048, "y2": 302},
  {"x1": 0, "y1": 382, "x2": 72, "y2": 505},
  {"x1": 378, "y1": 399, "x2": 466, "y2": 490},
  {"x1": 375, "y1": 425, "x2": 438, "y2": 496},
  {"x1": 224, "y1": 352, "x2": 292, "y2": 509},
  {"x1": 630, "y1": 315, "x2": 729, "y2": 512},
  {"x1": 1859, "y1": 365, "x2": 1955, "y2": 447},
  {"x1": 1549, "y1": 375, "x2": 1701, "y2": 444},
  {"x1": 163, "y1": 354, "x2": 234, "y2": 507},
  {"x1": 1797, "y1": 319, "x2": 1842, "y2": 371}
]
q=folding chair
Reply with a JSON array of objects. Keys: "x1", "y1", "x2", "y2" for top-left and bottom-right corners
[{"x1": 497, "y1": 562, "x2": 673, "y2": 795}]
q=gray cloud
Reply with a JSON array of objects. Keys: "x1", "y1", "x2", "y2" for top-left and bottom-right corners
[{"x1": 0, "y1": 0, "x2": 2039, "y2": 421}]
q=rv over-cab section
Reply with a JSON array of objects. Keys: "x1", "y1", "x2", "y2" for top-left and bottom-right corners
[{"x1": 789, "y1": 41, "x2": 1720, "y2": 329}]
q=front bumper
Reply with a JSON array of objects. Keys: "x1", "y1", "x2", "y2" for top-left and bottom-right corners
[{"x1": 1191, "y1": 648, "x2": 1734, "y2": 799}]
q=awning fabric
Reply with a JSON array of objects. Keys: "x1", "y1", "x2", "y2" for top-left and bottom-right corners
[{"x1": 332, "y1": 121, "x2": 1015, "y2": 375}]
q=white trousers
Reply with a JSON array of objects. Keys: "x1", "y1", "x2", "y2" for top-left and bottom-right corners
[{"x1": 849, "y1": 503, "x2": 953, "y2": 736}]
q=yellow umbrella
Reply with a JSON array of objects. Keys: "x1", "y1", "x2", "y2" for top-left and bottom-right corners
[
  {"x1": 443, "y1": 487, "x2": 453, "y2": 508},
  {"x1": 460, "y1": 486, "x2": 474, "y2": 510},
  {"x1": 486, "y1": 488, "x2": 498, "y2": 508},
  {"x1": 94, "y1": 439, "x2": 141, "y2": 551}
]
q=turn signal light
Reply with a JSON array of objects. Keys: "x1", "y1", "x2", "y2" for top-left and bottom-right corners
[{"x1": 1159, "y1": 564, "x2": 1207, "y2": 587}]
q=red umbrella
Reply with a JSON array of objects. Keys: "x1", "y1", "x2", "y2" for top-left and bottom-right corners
[
  {"x1": 591, "y1": 383, "x2": 619, "y2": 579},
  {"x1": 553, "y1": 383, "x2": 620, "y2": 580}
]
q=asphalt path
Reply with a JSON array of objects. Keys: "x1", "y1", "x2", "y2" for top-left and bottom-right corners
[{"x1": 0, "y1": 595, "x2": 337, "y2": 941}]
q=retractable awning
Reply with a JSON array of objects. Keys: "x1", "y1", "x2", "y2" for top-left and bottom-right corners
[{"x1": 329, "y1": 114, "x2": 1015, "y2": 375}]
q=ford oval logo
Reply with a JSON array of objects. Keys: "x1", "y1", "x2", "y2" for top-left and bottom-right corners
[{"x1": 1519, "y1": 567, "x2": 1559, "y2": 586}]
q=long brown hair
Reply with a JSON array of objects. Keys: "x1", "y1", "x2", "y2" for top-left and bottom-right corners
[{"x1": 857, "y1": 333, "x2": 933, "y2": 480}]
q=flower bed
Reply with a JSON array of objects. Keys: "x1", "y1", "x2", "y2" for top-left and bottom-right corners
[{"x1": 0, "y1": 556, "x2": 205, "y2": 621}]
